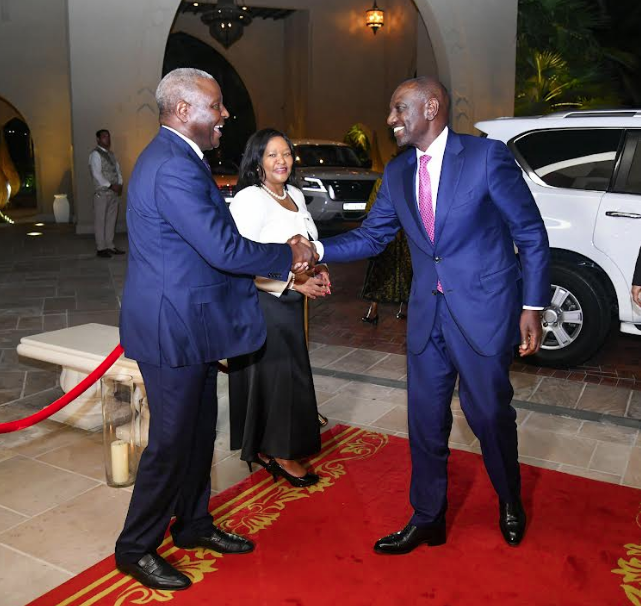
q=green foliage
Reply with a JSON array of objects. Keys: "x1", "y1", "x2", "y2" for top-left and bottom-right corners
[
  {"x1": 515, "y1": 0, "x2": 633, "y2": 114},
  {"x1": 343, "y1": 124, "x2": 371, "y2": 165}
]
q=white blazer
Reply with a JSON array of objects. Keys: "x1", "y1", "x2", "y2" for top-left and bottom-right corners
[{"x1": 230, "y1": 184, "x2": 319, "y2": 296}]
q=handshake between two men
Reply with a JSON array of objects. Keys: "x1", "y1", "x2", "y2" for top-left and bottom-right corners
[{"x1": 287, "y1": 234, "x2": 319, "y2": 273}]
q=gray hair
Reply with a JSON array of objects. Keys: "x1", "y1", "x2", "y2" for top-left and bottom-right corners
[{"x1": 155, "y1": 68, "x2": 215, "y2": 117}]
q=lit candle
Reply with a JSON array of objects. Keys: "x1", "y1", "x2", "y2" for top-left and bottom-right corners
[{"x1": 111, "y1": 440, "x2": 130, "y2": 485}]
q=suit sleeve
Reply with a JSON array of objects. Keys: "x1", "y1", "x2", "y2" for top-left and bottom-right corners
[
  {"x1": 155, "y1": 156, "x2": 291, "y2": 279},
  {"x1": 320, "y1": 169, "x2": 401, "y2": 263},
  {"x1": 487, "y1": 140, "x2": 551, "y2": 307}
]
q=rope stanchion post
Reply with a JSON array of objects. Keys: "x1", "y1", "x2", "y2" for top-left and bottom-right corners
[{"x1": 0, "y1": 344, "x2": 125, "y2": 434}]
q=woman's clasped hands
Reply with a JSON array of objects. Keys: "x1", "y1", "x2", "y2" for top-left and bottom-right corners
[{"x1": 292, "y1": 264, "x2": 331, "y2": 299}]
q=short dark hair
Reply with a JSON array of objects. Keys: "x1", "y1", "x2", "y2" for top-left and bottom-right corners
[
  {"x1": 96, "y1": 129, "x2": 110, "y2": 139},
  {"x1": 236, "y1": 128, "x2": 296, "y2": 192}
]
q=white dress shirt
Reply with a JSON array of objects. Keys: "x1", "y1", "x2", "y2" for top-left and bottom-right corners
[
  {"x1": 88, "y1": 145, "x2": 123, "y2": 188},
  {"x1": 230, "y1": 185, "x2": 318, "y2": 297},
  {"x1": 161, "y1": 125, "x2": 204, "y2": 159}
]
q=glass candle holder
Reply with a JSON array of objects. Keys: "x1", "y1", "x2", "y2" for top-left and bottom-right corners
[{"x1": 101, "y1": 374, "x2": 141, "y2": 487}]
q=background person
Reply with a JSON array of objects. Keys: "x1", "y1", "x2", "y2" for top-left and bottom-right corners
[
  {"x1": 88, "y1": 129, "x2": 125, "y2": 257},
  {"x1": 228, "y1": 128, "x2": 329, "y2": 488},
  {"x1": 632, "y1": 247, "x2": 641, "y2": 306}
]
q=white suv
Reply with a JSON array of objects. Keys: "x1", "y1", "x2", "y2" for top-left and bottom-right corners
[{"x1": 476, "y1": 110, "x2": 641, "y2": 366}]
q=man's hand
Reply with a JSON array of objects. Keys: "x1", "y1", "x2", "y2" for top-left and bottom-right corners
[
  {"x1": 111, "y1": 184, "x2": 123, "y2": 195},
  {"x1": 518, "y1": 309, "x2": 542, "y2": 357},
  {"x1": 287, "y1": 235, "x2": 318, "y2": 274},
  {"x1": 632, "y1": 285, "x2": 641, "y2": 307}
]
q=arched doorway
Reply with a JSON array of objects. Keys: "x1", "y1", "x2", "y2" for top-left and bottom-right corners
[{"x1": 162, "y1": 32, "x2": 256, "y2": 167}]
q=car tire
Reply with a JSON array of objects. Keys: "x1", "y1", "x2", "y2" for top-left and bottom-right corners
[{"x1": 530, "y1": 263, "x2": 612, "y2": 368}]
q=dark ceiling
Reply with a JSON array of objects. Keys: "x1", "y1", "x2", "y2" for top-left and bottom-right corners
[{"x1": 178, "y1": 2, "x2": 296, "y2": 21}]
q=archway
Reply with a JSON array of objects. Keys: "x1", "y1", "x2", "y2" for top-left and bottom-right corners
[{"x1": 163, "y1": 32, "x2": 257, "y2": 166}]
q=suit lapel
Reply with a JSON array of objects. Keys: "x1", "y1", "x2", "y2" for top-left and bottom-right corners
[{"x1": 434, "y1": 131, "x2": 464, "y2": 248}]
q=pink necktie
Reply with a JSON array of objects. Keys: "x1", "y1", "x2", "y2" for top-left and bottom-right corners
[{"x1": 418, "y1": 154, "x2": 443, "y2": 293}]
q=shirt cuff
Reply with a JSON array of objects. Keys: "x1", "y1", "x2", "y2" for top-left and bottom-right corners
[
  {"x1": 522, "y1": 306, "x2": 544, "y2": 310},
  {"x1": 313, "y1": 240, "x2": 324, "y2": 261}
]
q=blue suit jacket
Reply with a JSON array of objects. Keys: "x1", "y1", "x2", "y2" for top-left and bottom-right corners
[
  {"x1": 120, "y1": 128, "x2": 292, "y2": 367},
  {"x1": 322, "y1": 131, "x2": 550, "y2": 357}
]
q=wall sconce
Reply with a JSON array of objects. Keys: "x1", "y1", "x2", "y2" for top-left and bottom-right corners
[{"x1": 366, "y1": 1, "x2": 384, "y2": 35}]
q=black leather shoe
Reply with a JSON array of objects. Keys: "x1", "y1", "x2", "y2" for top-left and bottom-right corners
[
  {"x1": 109, "y1": 248, "x2": 126, "y2": 255},
  {"x1": 499, "y1": 499, "x2": 526, "y2": 546},
  {"x1": 96, "y1": 249, "x2": 112, "y2": 258},
  {"x1": 374, "y1": 522, "x2": 446, "y2": 555},
  {"x1": 116, "y1": 553, "x2": 191, "y2": 590},
  {"x1": 174, "y1": 526, "x2": 254, "y2": 554}
]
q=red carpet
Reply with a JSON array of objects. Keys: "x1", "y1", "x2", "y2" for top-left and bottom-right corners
[{"x1": 27, "y1": 425, "x2": 641, "y2": 606}]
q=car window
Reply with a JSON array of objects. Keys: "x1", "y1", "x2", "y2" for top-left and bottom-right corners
[
  {"x1": 294, "y1": 145, "x2": 362, "y2": 168},
  {"x1": 615, "y1": 133, "x2": 641, "y2": 195},
  {"x1": 512, "y1": 128, "x2": 623, "y2": 191}
]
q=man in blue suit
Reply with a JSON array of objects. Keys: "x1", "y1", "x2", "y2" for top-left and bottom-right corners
[
  {"x1": 316, "y1": 77, "x2": 550, "y2": 553},
  {"x1": 116, "y1": 68, "x2": 316, "y2": 590}
]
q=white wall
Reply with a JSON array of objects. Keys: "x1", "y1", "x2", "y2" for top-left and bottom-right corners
[
  {"x1": 0, "y1": 0, "x2": 73, "y2": 218},
  {"x1": 66, "y1": 0, "x2": 178, "y2": 234}
]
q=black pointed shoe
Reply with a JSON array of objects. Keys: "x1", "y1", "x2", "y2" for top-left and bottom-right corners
[
  {"x1": 374, "y1": 522, "x2": 446, "y2": 555},
  {"x1": 116, "y1": 553, "x2": 191, "y2": 590},
  {"x1": 499, "y1": 499, "x2": 526, "y2": 546},
  {"x1": 174, "y1": 526, "x2": 254, "y2": 554}
]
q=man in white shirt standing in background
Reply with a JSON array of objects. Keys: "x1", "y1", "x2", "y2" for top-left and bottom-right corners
[{"x1": 89, "y1": 129, "x2": 125, "y2": 258}]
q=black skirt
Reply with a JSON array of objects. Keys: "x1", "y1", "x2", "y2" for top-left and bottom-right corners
[{"x1": 228, "y1": 289, "x2": 321, "y2": 461}]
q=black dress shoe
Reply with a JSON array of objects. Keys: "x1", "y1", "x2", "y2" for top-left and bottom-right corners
[
  {"x1": 499, "y1": 499, "x2": 526, "y2": 546},
  {"x1": 116, "y1": 553, "x2": 191, "y2": 590},
  {"x1": 109, "y1": 248, "x2": 126, "y2": 255},
  {"x1": 96, "y1": 249, "x2": 112, "y2": 258},
  {"x1": 266, "y1": 457, "x2": 319, "y2": 488},
  {"x1": 174, "y1": 526, "x2": 254, "y2": 554},
  {"x1": 374, "y1": 522, "x2": 446, "y2": 555}
]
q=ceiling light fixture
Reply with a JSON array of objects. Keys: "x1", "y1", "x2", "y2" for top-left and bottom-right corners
[
  {"x1": 366, "y1": 1, "x2": 385, "y2": 35},
  {"x1": 201, "y1": 0, "x2": 252, "y2": 49}
]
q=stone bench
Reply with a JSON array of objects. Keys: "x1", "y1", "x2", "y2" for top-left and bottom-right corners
[{"x1": 17, "y1": 323, "x2": 145, "y2": 431}]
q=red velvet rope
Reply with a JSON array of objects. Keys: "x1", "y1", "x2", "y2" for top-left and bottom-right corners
[{"x1": 0, "y1": 344, "x2": 125, "y2": 434}]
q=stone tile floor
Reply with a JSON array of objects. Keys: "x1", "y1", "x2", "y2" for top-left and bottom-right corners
[{"x1": 1, "y1": 221, "x2": 641, "y2": 605}]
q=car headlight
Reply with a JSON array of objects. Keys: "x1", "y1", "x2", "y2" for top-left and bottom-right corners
[{"x1": 302, "y1": 177, "x2": 327, "y2": 193}]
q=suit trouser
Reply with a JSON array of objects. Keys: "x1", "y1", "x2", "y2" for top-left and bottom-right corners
[
  {"x1": 408, "y1": 294, "x2": 520, "y2": 526},
  {"x1": 93, "y1": 189, "x2": 119, "y2": 251},
  {"x1": 115, "y1": 361, "x2": 218, "y2": 563}
]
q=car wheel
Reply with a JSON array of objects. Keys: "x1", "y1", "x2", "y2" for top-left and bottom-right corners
[{"x1": 530, "y1": 263, "x2": 611, "y2": 367}]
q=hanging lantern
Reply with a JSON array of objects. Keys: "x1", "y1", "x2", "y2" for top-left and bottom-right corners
[
  {"x1": 201, "y1": 0, "x2": 252, "y2": 49},
  {"x1": 366, "y1": 1, "x2": 385, "y2": 35}
]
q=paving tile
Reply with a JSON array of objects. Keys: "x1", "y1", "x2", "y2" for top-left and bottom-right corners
[
  {"x1": 363, "y1": 353, "x2": 407, "y2": 380},
  {"x1": 518, "y1": 456, "x2": 561, "y2": 471},
  {"x1": 589, "y1": 441, "x2": 631, "y2": 476},
  {"x1": 0, "y1": 485, "x2": 131, "y2": 574},
  {"x1": 310, "y1": 374, "x2": 351, "y2": 394},
  {"x1": 325, "y1": 348, "x2": 389, "y2": 374},
  {"x1": 577, "y1": 422, "x2": 637, "y2": 445},
  {"x1": 36, "y1": 432, "x2": 106, "y2": 481},
  {"x1": 576, "y1": 384, "x2": 631, "y2": 416},
  {"x1": 308, "y1": 345, "x2": 355, "y2": 368},
  {"x1": 370, "y1": 406, "x2": 408, "y2": 433},
  {"x1": 0, "y1": 506, "x2": 28, "y2": 533},
  {"x1": 319, "y1": 394, "x2": 395, "y2": 426},
  {"x1": 23, "y1": 370, "x2": 59, "y2": 397},
  {"x1": 336, "y1": 381, "x2": 393, "y2": 400},
  {"x1": 516, "y1": 428, "x2": 597, "y2": 467},
  {"x1": 509, "y1": 371, "x2": 541, "y2": 400},
  {"x1": 315, "y1": 390, "x2": 335, "y2": 405},
  {"x1": 520, "y1": 412, "x2": 582, "y2": 435},
  {"x1": 210, "y1": 453, "x2": 252, "y2": 493},
  {"x1": 623, "y1": 447, "x2": 641, "y2": 487},
  {"x1": 627, "y1": 391, "x2": 641, "y2": 420},
  {"x1": 528, "y1": 377, "x2": 583, "y2": 408},
  {"x1": 0, "y1": 544, "x2": 72, "y2": 606},
  {"x1": 43, "y1": 296, "x2": 76, "y2": 312},
  {"x1": 0, "y1": 456, "x2": 99, "y2": 516}
]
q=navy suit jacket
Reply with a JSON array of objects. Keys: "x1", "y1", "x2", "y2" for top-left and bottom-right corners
[
  {"x1": 120, "y1": 128, "x2": 292, "y2": 367},
  {"x1": 322, "y1": 131, "x2": 550, "y2": 357}
]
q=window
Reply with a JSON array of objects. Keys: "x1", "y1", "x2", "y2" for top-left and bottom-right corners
[
  {"x1": 294, "y1": 145, "x2": 362, "y2": 168},
  {"x1": 512, "y1": 129, "x2": 623, "y2": 191},
  {"x1": 615, "y1": 133, "x2": 641, "y2": 195}
]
